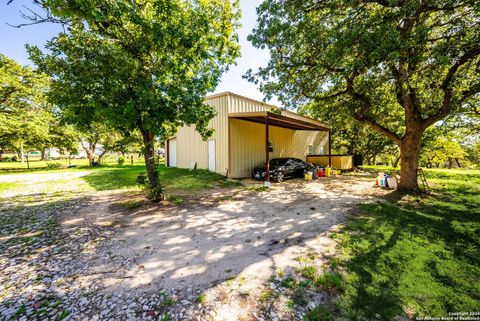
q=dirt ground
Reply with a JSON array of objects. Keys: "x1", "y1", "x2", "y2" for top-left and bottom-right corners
[{"x1": 0, "y1": 172, "x2": 389, "y2": 321}]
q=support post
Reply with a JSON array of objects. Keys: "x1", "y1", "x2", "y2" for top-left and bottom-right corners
[
  {"x1": 166, "y1": 140, "x2": 169, "y2": 167},
  {"x1": 328, "y1": 130, "x2": 332, "y2": 167},
  {"x1": 265, "y1": 114, "x2": 270, "y2": 183}
]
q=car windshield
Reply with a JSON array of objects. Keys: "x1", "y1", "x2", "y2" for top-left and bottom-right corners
[{"x1": 269, "y1": 158, "x2": 289, "y2": 166}]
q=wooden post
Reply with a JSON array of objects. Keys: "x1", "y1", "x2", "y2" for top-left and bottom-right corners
[
  {"x1": 328, "y1": 130, "x2": 332, "y2": 167},
  {"x1": 26, "y1": 153, "x2": 30, "y2": 169},
  {"x1": 265, "y1": 114, "x2": 270, "y2": 182}
]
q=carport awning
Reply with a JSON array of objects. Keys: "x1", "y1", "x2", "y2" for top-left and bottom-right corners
[{"x1": 229, "y1": 111, "x2": 330, "y2": 131}]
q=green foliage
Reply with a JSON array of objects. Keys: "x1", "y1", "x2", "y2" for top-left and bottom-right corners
[
  {"x1": 300, "y1": 103, "x2": 398, "y2": 164},
  {"x1": 146, "y1": 184, "x2": 163, "y2": 202},
  {"x1": 196, "y1": 293, "x2": 206, "y2": 304},
  {"x1": 465, "y1": 141, "x2": 480, "y2": 166},
  {"x1": 304, "y1": 305, "x2": 333, "y2": 321},
  {"x1": 136, "y1": 173, "x2": 148, "y2": 186},
  {"x1": 248, "y1": 0, "x2": 480, "y2": 190},
  {"x1": 117, "y1": 156, "x2": 125, "y2": 165},
  {"x1": 82, "y1": 165, "x2": 240, "y2": 192},
  {"x1": 29, "y1": 0, "x2": 241, "y2": 194},
  {"x1": 335, "y1": 169, "x2": 480, "y2": 319},
  {"x1": 116, "y1": 199, "x2": 144, "y2": 210},
  {"x1": 46, "y1": 162, "x2": 62, "y2": 170},
  {"x1": 420, "y1": 131, "x2": 466, "y2": 168},
  {"x1": 0, "y1": 53, "x2": 59, "y2": 155}
]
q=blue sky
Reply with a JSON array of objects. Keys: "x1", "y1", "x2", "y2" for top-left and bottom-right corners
[{"x1": 0, "y1": 0, "x2": 277, "y2": 104}]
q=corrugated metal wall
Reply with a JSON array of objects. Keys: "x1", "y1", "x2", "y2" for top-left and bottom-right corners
[
  {"x1": 306, "y1": 155, "x2": 353, "y2": 170},
  {"x1": 229, "y1": 118, "x2": 328, "y2": 178},
  {"x1": 172, "y1": 92, "x2": 329, "y2": 178},
  {"x1": 174, "y1": 95, "x2": 229, "y2": 175}
]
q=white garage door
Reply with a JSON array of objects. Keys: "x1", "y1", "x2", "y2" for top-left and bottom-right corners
[
  {"x1": 168, "y1": 139, "x2": 176, "y2": 167},
  {"x1": 208, "y1": 140, "x2": 215, "y2": 172}
]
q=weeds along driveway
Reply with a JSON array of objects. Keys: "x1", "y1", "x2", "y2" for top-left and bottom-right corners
[{"x1": 0, "y1": 171, "x2": 382, "y2": 321}]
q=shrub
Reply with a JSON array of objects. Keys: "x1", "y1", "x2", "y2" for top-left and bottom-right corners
[
  {"x1": 136, "y1": 173, "x2": 148, "y2": 185},
  {"x1": 46, "y1": 162, "x2": 62, "y2": 169},
  {"x1": 146, "y1": 185, "x2": 163, "y2": 202},
  {"x1": 117, "y1": 156, "x2": 125, "y2": 165}
]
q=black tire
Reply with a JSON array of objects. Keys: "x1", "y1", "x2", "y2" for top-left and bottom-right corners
[{"x1": 276, "y1": 171, "x2": 285, "y2": 182}]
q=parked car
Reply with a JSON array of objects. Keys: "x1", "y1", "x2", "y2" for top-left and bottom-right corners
[{"x1": 252, "y1": 158, "x2": 314, "y2": 182}]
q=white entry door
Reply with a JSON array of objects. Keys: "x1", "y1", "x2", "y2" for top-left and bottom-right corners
[
  {"x1": 168, "y1": 139, "x2": 177, "y2": 167},
  {"x1": 208, "y1": 140, "x2": 216, "y2": 172}
]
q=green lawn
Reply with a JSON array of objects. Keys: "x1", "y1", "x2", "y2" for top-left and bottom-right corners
[
  {"x1": 333, "y1": 168, "x2": 480, "y2": 320},
  {"x1": 0, "y1": 158, "x2": 91, "y2": 170},
  {"x1": 0, "y1": 155, "x2": 145, "y2": 171},
  {"x1": 0, "y1": 163, "x2": 241, "y2": 200},
  {"x1": 82, "y1": 164, "x2": 241, "y2": 192}
]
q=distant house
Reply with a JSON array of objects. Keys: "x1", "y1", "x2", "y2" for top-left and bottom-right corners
[{"x1": 165, "y1": 92, "x2": 332, "y2": 178}]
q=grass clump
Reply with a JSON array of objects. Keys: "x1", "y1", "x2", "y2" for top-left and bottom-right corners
[
  {"x1": 304, "y1": 305, "x2": 333, "y2": 321},
  {"x1": 116, "y1": 199, "x2": 144, "y2": 209},
  {"x1": 259, "y1": 289, "x2": 277, "y2": 303},
  {"x1": 196, "y1": 293, "x2": 206, "y2": 304},
  {"x1": 335, "y1": 168, "x2": 480, "y2": 320}
]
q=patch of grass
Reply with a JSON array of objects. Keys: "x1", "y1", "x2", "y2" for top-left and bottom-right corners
[
  {"x1": 57, "y1": 309, "x2": 70, "y2": 320},
  {"x1": 82, "y1": 164, "x2": 241, "y2": 192},
  {"x1": 0, "y1": 181, "x2": 17, "y2": 192},
  {"x1": 159, "y1": 314, "x2": 170, "y2": 321},
  {"x1": 259, "y1": 288, "x2": 277, "y2": 303},
  {"x1": 13, "y1": 304, "x2": 26, "y2": 318},
  {"x1": 159, "y1": 292, "x2": 175, "y2": 308},
  {"x1": 281, "y1": 276, "x2": 298, "y2": 289},
  {"x1": 313, "y1": 271, "x2": 343, "y2": 292},
  {"x1": 116, "y1": 199, "x2": 144, "y2": 209},
  {"x1": 335, "y1": 169, "x2": 480, "y2": 320},
  {"x1": 285, "y1": 298, "x2": 295, "y2": 310},
  {"x1": 196, "y1": 293, "x2": 206, "y2": 304},
  {"x1": 166, "y1": 195, "x2": 184, "y2": 205},
  {"x1": 304, "y1": 305, "x2": 333, "y2": 321},
  {"x1": 247, "y1": 185, "x2": 268, "y2": 192}
]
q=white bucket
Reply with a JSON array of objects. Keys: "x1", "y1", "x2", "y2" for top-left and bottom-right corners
[{"x1": 387, "y1": 177, "x2": 397, "y2": 189}]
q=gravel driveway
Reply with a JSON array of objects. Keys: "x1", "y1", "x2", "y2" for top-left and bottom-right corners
[{"x1": 0, "y1": 173, "x2": 378, "y2": 321}]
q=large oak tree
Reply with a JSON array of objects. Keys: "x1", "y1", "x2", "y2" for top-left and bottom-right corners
[
  {"x1": 28, "y1": 0, "x2": 240, "y2": 199},
  {"x1": 247, "y1": 0, "x2": 480, "y2": 191}
]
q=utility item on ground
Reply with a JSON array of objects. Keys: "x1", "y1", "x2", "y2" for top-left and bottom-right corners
[
  {"x1": 418, "y1": 168, "x2": 429, "y2": 192},
  {"x1": 326, "y1": 166, "x2": 332, "y2": 176},
  {"x1": 375, "y1": 171, "x2": 398, "y2": 189}
]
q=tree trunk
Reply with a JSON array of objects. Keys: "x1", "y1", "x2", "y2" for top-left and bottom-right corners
[
  {"x1": 455, "y1": 158, "x2": 462, "y2": 168},
  {"x1": 41, "y1": 148, "x2": 46, "y2": 161},
  {"x1": 398, "y1": 130, "x2": 423, "y2": 192},
  {"x1": 80, "y1": 141, "x2": 96, "y2": 166},
  {"x1": 97, "y1": 151, "x2": 107, "y2": 165},
  {"x1": 141, "y1": 130, "x2": 159, "y2": 189},
  {"x1": 20, "y1": 143, "x2": 24, "y2": 163},
  {"x1": 393, "y1": 155, "x2": 400, "y2": 168}
]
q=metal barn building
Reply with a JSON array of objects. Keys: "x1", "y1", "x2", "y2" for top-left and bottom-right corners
[{"x1": 165, "y1": 92, "x2": 331, "y2": 179}]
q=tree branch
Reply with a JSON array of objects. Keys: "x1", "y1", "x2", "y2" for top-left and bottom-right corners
[
  {"x1": 354, "y1": 113, "x2": 402, "y2": 145},
  {"x1": 423, "y1": 47, "x2": 480, "y2": 126}
]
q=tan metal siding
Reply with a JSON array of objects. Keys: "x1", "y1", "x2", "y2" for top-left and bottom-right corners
[
  {"x1": 174, "y1": 95, "x2": 229, "y2": 175},
  {"x1": 306, "y1": 155, "x2": 353, "y2": 170},
  {"x1": 229, "y1": 118, "x2": 329, "y2": 178}
]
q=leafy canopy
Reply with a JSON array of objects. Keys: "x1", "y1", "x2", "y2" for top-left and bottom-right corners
[
  {"x1": 0, "y1": 53, "x2": 55, "y2": 152},
  {"x1": 29, "y1": 0, "x2": 241, "y2": 139},
  {"x1": 247, "y1": 0, "x2": 480, "y2": 143}
]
